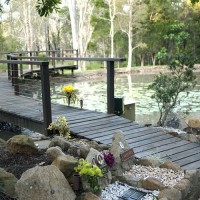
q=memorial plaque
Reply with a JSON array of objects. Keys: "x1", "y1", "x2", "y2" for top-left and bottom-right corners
[
  {"x1": 120, "y1": 148, "x2": 134, "y2": 162},
  {"x1": 120, "y1": 188, "x2": 147, "y2": 200}
]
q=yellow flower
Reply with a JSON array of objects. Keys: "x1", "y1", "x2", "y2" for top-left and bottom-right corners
[{"x1": 62, "y1": 85, "x2": 75, "y2": 93}]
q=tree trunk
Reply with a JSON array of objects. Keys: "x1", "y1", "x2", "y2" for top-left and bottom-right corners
[{"x1": 67, "y1": 0, "x2": 79, "y2": 50}]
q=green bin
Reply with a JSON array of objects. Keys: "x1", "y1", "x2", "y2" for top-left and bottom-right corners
[{"x1": 114, "y1": 97, "x2": 124, "y2": 116}]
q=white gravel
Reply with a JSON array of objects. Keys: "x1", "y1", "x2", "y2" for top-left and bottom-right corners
[
  {"x1": 101, "y1": 181, "x2": 159, "y2": 200},
  {"x1": 124, "y1": 165, "x2": 184, "y2": 188}
]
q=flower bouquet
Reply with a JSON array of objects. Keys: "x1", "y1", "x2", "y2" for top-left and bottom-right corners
[
  {"x1": 62, "y1": 85, "x2": 78, "y2": 106},
  {"x1": 74, "y1": 158, "x2": 103, "y2": 193}
]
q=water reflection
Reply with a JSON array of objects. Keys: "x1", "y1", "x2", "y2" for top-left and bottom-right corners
[{"x1": 51, "y1": 73, "x2": 200, "y2": 125}]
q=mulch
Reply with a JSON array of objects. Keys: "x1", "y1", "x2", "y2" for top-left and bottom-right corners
[{"x1": 0, "y1": 147, "x2": 52, "y2": 200}]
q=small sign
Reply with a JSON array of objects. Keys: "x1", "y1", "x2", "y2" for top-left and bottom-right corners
[
  {"x1": 120, "y1": 188, "x2": 147, "y2": 200},
  {"x1": 100, "y1": 165, "x2": 108, "y2": 175},
  {"x1": 120, "y1": 148, "x2": 134, "y2": 162}
]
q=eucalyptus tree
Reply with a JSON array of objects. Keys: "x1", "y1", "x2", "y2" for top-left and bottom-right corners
[{"x1": 117, "y1": 0, "x2": 148, "y2": 71}]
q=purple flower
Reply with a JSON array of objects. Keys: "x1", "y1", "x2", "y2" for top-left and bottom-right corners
[{"x1": 103, "y1": 152, "x2": 115, "y2": 168}]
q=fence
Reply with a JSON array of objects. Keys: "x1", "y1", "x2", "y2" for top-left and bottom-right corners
[{"x1": 0, "y1": 53, "x2": 125, "y2": 135}]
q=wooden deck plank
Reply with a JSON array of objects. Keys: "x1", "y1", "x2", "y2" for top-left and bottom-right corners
[
  {"x1": 99, "y1": 127, "x2": 162, "y2": 143},
  {"x1": 136, "y1": 140, "x2": 195, "y2": 157},
  {"x1": 163, "y1": 146, "x2": 200, "y2": 161},
  {"x1": 1, "y1": 74, "x2": 200, "y2": 170},
  {"x1": 181, "y1": 160, "x2": 200, "y2": 170},
  {"x1": 72, "y1": 120, "x2": 135, "y2": 136},
  {"x1": 82, "y1": 124, "x2": 144, "y2": 140},
  {"x1": 174, "y1": 152, "x2": 200, "y2": 166}
]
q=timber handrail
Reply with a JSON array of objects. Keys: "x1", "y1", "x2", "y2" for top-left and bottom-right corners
[
  {"x1": 1, "y1": 54, "x2": 126, "y2": 135},
  {"x1": 0, "y1": 59, "x2": 51, "y2": 135}
]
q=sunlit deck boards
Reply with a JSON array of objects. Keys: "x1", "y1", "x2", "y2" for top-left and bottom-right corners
[{"x1": 1, "y1": 74, "x2": 200, "y2": 170}]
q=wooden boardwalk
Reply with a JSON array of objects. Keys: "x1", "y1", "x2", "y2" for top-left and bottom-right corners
[{"x1": 1, "y1": 74, "x2": 200, "y2": 170}]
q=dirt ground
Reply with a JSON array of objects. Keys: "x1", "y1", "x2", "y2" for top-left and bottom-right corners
[{"x1": 0, "y1": 146, "x2": 51, "y2": 200}]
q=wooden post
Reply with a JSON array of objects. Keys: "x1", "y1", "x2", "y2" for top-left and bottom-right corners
[
  {"x1": 19, "y1": 53, "x2": 23, "y2": 76},
  {"x1": 7, "y1": 54, "x2": 11, "y2": 80},
  {"x1": 40, "y1": 62, "x2": 52, "y2": 135},
  {"x1": 30, "y1": 52, "x2": 33, "y2": 71},
  {"x1": 52, "y1": 51, "x2": 56, "y2": 69},
  {"x1": 107, "y1": 61, "x2": 115, "y2": 114},
  {"x1": 12, "y1": 58, "x2": 19, "y2": 95}
]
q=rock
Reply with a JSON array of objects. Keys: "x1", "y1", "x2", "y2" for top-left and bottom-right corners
[
  {"x1": 15, "y1": 165, "x2": 76, "y2": 200},
  {"x1": 6, "y1": 135, "x2": 38, "y2": 154},
  {"x1": 139, "y1": 158, "x2": 160, "y2": 167},
  {"x1": 84, "y1": 192, "x2": 101, "y2": 200},
  {"x1": 160, "y1": 161, "x2": 182, "y2": 172},
  {"x1": 168, "y1": 131, "x2": 179, "y2": 137},
  {"x1": 0, "y1": 138, "x2": 6, "y2": 147},
  {"x1": 116, "y1": 175, "x2": 142, "y2": 188},
  {"x1": 86, "y1": 148, "x2": 102, "y2": 163},
  {"x1": 188, "y1": 118, "x2": 200, "y2": 128},
  {"x1": 48, "y1": 136, "x2": 71, "y2": 151},
  {"x1": 0, "y1": 168, "x2": 18, "y2": 197},
  {"x1": 52, "y1": 154, "x2": 78, "y2": 178},
  {"x1": 47, "y1": 146, "x2": 66, "y2": 161},
  {"x1": 79, "y1": 145, "x2": 90, "y2": 158},
  {"x1": 184, "y1": 170, "x2": 198, "y2": 183},
  {"x1": 87, "y1": 141, "x2": 100, "y2": 151},
  {"x1": 110, "y1": 130, "x2": 135, "y2": 176},
  {"x1": 84, "y1": 148, "x2": 112, "y2": 191},
  {"x1": 158, "y1": 188, "x2": 182, "y2": 200},
  {"x1": 184, "y1": 127, "x2": 200, "y2": 135},
  {"x1": 174, "y1": 179, "x2": 190, "y2": 199},
  {"x1": 142, "y1": 177, "x2": 165, "y2": 191},
  {"x1": 182, "y1": 134, "x2": 199, "y2": 143}
]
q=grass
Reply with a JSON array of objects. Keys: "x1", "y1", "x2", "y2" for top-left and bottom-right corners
[{"x1": 0, "y1": 64, "x2": 8, "y2": 72}]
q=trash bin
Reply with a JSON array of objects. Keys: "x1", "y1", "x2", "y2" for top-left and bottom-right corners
[{"x1": 114, "y1": 97, "x2": 124, "y2": 116}]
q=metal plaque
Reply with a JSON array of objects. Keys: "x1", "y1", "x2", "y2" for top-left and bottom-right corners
[{"x1": 120, "y1": 148, "x2": 134, "y2": 162}]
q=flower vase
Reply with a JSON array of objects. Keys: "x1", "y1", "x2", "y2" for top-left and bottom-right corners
[
  {"x1": 67, "y1": 95, "x2": 71, "y2": 106},
  {"x1": 73, "y1": 174, "x2": 81, "y2": 191}
]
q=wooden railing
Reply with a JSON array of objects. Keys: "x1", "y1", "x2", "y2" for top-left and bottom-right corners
[
  {"x1": 7, "y1": 49, "x2": 78, "y2": 76},
  {"x1": 0, "y1": 54, "x2": 125, "y2": 135}
]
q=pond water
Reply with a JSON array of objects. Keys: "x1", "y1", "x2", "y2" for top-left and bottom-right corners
[{"x1": 50, "y1": 73, "x2": 200, "y2": 125}]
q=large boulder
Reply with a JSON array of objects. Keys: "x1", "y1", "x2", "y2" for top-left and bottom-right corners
[
  {"x1": 6, "y1": 135, "x2": 38, "y2": 154},
  {"x1": 188, "y1": 118, "x2": 200, "y2": 129},
  {"x1": 0, "y1": 168, "x2": 18, "y2": 197},
  {"x1": 142, "y1": 177, "x2": 165, "y2": 191},
  {"x1": 52, "y1": 154, "x2": 78, "y2": 178},
  {"x1": 48, "y1": 136, "x2": 71, "y2": 151},
  {"x1": 84, "y1": 148, "x2": 112, "y2": 191},
  {"x1": 158, "y1": 188, "x2": 182, "y2": 200},
  {"x1": 160, "y1": 161, "x2": 182, "y2": 172},
  {"x1": 110, "y1": 130, "x2": 135, "y2": 176},
  {"x1": 0, "y1": 138, "x2": 6, "y2": 147},
  {"x1": 15, "y1": 165, "x2": 76, "y2": 200},
  {"x1": 47, "y1": 146, "x2": 66, "y2": 161}
]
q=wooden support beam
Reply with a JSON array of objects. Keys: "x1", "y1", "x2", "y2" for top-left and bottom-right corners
[
  {"x1": 107, "y1": 61, "x2": 115, "y2": 114},
  {"x1": 40, "y1": 62, "x2": 52, "y2": 135}
]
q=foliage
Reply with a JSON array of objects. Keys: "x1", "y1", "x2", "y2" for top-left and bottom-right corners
[
  {"x1": 62, "y1": 85, "x2": 78, "y2": 105},
  {"x1": 48, "y1": 116, "x2": 71, "y2": 138},
  {"x1": 148, "y1": 53, "x2": 196, "y2": 126},
  {"x1": 103, "y1": 152, "x2": 115, "y2": 168},
  {"x1": 74, "y1": 158, "x2": 103, "y2": 192},
  {"x1": 148, "y1": 20, "x2": 197, "y2": 126},
  {"x1": 36, "y1": 0, "x2": 61, "y2": 16}
]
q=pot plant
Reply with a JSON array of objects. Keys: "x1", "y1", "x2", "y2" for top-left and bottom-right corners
[
  {"x1": 74, "y1": 158, "x2": 103, "y2": 195},
  {"x1": 47, "y1": 116, "x2": 71, "y2": 139}
]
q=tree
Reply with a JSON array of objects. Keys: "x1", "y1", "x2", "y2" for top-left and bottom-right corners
[
  {"x1": 148, "y1": 22, "x2": 197, "y2": 126},
  {"x1": 117, "y1": 0, "x2": 147, "y2": 71}
]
